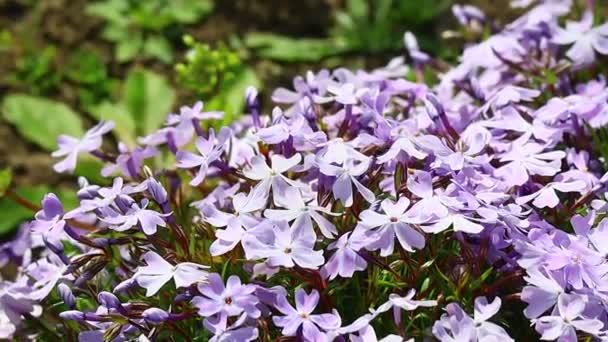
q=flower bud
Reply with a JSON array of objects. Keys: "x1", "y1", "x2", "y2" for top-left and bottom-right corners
[
  {"x1": 98, "y1": 292, "x2": 125, "y2": 314},
  {"x1": 114, "y1": 278, "x2": 137, "y2": 293},
  {"x1": 147, "y1": 178, "x2": 168, "y2": 204},
  {"x1": 57, "y1": 283, "x2": 76, "y2": 309},
  {"x1": 59, "y1": 310, "x2": 85, "y2": 321},
  {"x1": 142, "y1": 308, "x2": 169, "y2": 324}
]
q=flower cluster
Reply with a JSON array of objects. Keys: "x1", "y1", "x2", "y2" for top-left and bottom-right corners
[{"x1": 3, "y1": 0, "x2": 608, "y2": 341}]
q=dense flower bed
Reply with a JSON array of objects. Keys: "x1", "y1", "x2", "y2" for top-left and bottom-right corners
[{"x1": 3, "y1": 1, "x2": 608, "y2": 341}]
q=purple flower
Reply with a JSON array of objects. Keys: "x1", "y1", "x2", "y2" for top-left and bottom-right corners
[
  {"x1": 515, "y1": 179, "x2": 586, "y2": 208},
  {"x1": 321, "y1": 228, "x2": 369, "y2": 279},
  {"x1": 52, "y1": 121, "x2": 114, "y2": 173},
  {"x1": 101, "y1": 143, "x2": 157, "y2": 178},
  {"x1": 244, "y1": 220, "x2": 324, "y2": 270},
  {"x1": 432, "y1": 297, "x2": 513, "y2": 342},
  {"x1": 521, "y1": 267, "x2": 563, "y2": 319},
  {"x1": 319, "y1": 158, "x2": 375, "y2": 207},
  {"x1": 264, "y1": 189, "x2": 338, "y2": 239},
  {"x1": 243, "y1": 154, "x2": 302, "y2": 206},
  {"x1": 360, "y1": 198, "x2": 425, "y2": 256},
  {"x1": 140, "y1": 101, "x2": 223, "y2": 147},
  {"x1": 553, "y1": 11, "x2": 608, "y2": 66},
  {"x1": 30, "y1": 193, "x2": 67, "y2": 241},
  {"x1": 534, "y1": 293, "x2": 603, "y2": 340},
  {"x1": 191, "y1": 273, "x2": 260, "y2": 319},
  {"x1": 203, "y1": 313, "x2": 259, "y2": 342},
  {"x1": 132, "y1": 251, "x2": 209, "y2": 296},
  {"x1": 495, "y1": 141, "x2": 565, "y2": 186},
  {"x1": 203, "y1": 192, "x2": 264, "y2": 256},
  {"x1": 272, "y1": 288, "x2": 341, "y2": 341},
  {"x1": 102, "y1": 199, "x2": 168, "y2": 235},
  {"x1": 176, "y1": 133, "x2": 224, "y2": 186}
]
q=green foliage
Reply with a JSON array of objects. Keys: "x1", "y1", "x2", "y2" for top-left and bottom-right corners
[
  {"x1": 9, "y1": 46, "x2": 61, "y2": 95},
  {"x1": 244, "y1": 33, "x2": 344, "y2": 63},
  {"x1": 175, "y1": 36, "x2": 260, "y2": 125},
  {"x1": 175, "y1": 36, "x2": 242, "y2": 97},
  {"x1": 64, "y1": 50, "x2": 117, "y2": 110},
  {"x1": 2, "y1": 94, "x2": 84, "y2": 151},
  {"x1": 245, "y1": 0, "x2": 450, "y2": 62},
  {"x1": 0, "y1": 168, "x2": 12, "y2": 197},
  {"x1": 90, "y1": 68, "x2": 176, "y2": 144},
  {"x1": 206, "y1": 67, "x2": 260, "y2": 126},
  {"x1": 85, "y1": 0, "x2": 213, "y2": 63}
]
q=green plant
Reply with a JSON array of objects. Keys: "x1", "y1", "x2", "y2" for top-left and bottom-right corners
[
  {"x1": 8, "y1": 46, "x2": 61, "y2": 95},
  {"x1": 245, "y1": 0, "x2": 451, "y2": 62},
  {"x1": 64, "y1": 50, "x2": 118, "y2": 110},
  {"x1": 175, "y1": 36, "x2": 260, "y2": 125},
  {"x1": 85, "y1": 0, "x2": 214, "y2": 63}
]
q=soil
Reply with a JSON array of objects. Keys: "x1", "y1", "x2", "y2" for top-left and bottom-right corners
[{"x1": 0, "y1": 0, "x2": 518, "y2": 187}]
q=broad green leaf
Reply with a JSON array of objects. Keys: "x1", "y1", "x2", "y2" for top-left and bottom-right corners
[
  {"x1": 88, "y1": 101, "x2": 136, "y2": 147},
  {"x1": 124, "y1": 69, "x2": 176, "y2": 135},
  {"x1": 206, "y1": 67, "x2": 260, "y2": 126},
  {"x1": 143, "y1": 36, "x2": 173, "y2": 64},
  {"x1": 245, "y1": 33, "x2": 344, "y2": 62},
  {"x1": 0, "y1": 168, "x2": 11, "y2": 197},
  {"x1": 169, "y1": 0, "x2": 213, "y2": 23},
  {"x1": 116, "y1": 35, "x2": 142, "y2": 63},
  {"x1": 2, "y1": 94, "x2": 84, "y2": 151}
]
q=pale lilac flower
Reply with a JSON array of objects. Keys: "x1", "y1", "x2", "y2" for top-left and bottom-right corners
[
  {"x1": 271, "y1": 70, "x2": 331, "y2": 104},
  {"x1": 272, "y1": 288, "x2": 341, "y2": 341},
  {"x1": 140, "y1": 101, "x2": 223, "y2": 147},
  {"x1": 244, "y1": 220, "x2": 324, "y2": 270},
  {"x1": 102, "y1": 199, "x2": 168, "y2": 235},
  {"x1": 521, "y1": 267, "x2": 564, "y2": 319},
  {"x1": 389, "y1": 289, "x2": 438, "y2": 312},
  {"x1": 360, "y1": 198, "x2": 425, "y2": 256},
  {"x1": 243, "y1": 153, "x2": 302, "y2": 206},
  {"x1": 191, "y1": 273, "x2": 260, "y2": 319},
  {"x1": 553, "y1": 11, "x2": 608, "y2": 66},
  {"x1": 327, "y1": 83, "x2": 359, "y2": 105},
  {"x1": 132, "y1": 251, "x2": 209, "y2": 296},
  {"x1": 421, "y1": 210, "x2": 484, "y2": 235},
  {"x1": 203, "y1": 313, "x2": 259, "y2": 342},
  {"x1": 30, "y1": 193, "x2": 69, "y2": 241},
  {"x1": 176, "y1": 134, "x2": 224, "y2": 186},
  {"x1": 495, "y1": 141, "x2": 565, "y2": 186},
  {"x1": 52, "y1": 121, "x2": 114, "y2": 173},
  {"x1": 350, "y1": 325, "x2": 405, "y2": 342},
  {"x1": 321, "y1": 227, "x2": 369, "y2": 279},
  {"x1": 320, "y1": 158, "x2": 375, "y2": 207},
  {"x1": 415, "y1": 133, "x2": 487, "y2": 171},
  {"x1": 515, "y1": 179, "x2": 586, "y2": 208},
  {"x1": 534, "y1": 293, "x2": 603, "y2": 340},
  {"x1": 101, "y1": 143, "x2": 157, "y2": 178},
  {"x1": 204, "y1": 192, "x2": 265, "y2": 256},
  {"x1": 432, "y1": 297, "x2": 513, "y2": 342},
  {"x1": 263, "y1": 189, "x2": 338, "y2": 239}
]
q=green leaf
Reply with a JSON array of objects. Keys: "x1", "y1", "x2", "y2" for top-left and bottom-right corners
[
  {"x1": 116, "y1": 35, "x2": 142, "y2": 63},
  {"x1": 124, "y1": 69, "x2": 176, "y2": 135},
  {"x1": 88, "y1": 101, "x2": 136, "y2": 147},
  {"x1": 143, "y1": 36, "x2": 173, "y2": 64},
  {"x1": 206, "y1": 67, "x2": 260, "y2": 126},
  {"x1": 0, "y1": 168, "x2": 11, "y2": 197},
  {"x1": 74, "y1": 156, "x2": 107, "y2": 186},
  {"x1": 169, "y1": 0, "x2": 213, "y2": 23},
  {"x1": 2, "y1": 94, "x2": 84, "y2": 151},
  {"x1": 245, "y1": 33, "x2": 344, "y2": 62},
  {"x1": 0, "y1": 186, "x2": 48, "y2": 239}
]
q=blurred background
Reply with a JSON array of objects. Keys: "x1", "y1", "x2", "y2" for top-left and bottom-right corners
[{"x1": 0, "y1": 0, "x2": 514, "y2": 235}]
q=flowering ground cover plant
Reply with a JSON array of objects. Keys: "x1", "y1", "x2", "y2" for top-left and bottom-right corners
[{"x1": 4, "y1": 0, "x2": 608, "y2": 341}]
